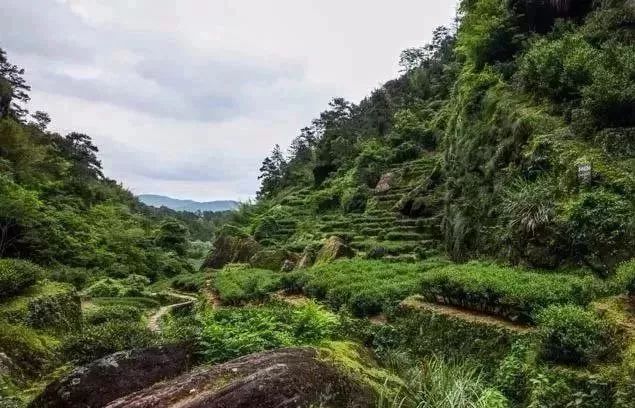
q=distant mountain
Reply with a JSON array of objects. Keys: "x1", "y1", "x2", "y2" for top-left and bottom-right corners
[{"x1": 138, "y1": 194, "x2": 239, "y2": 212}]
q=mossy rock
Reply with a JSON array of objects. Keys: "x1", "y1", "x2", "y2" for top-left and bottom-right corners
[
  {"x1": 0, "y1": 281, "x2": 80, "y2": 332},
  {"x1": 314, "y1": 236, "x2": 354, "y2": 265},
  {"x1": 296, "y1": 243, "x2": 321, "y2": 269},
  {"x1": 203, "y1": 233, "x2": 261, "y2": 270},
  {"x1": 249, "y1": 249, "x2": 289, "y2": 271},
  {"x1": 95, "y1": 347, "x2": 375, "y2": 408}
]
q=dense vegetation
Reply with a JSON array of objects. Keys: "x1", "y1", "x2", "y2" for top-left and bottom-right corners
[{"x1": 1, "y1": 0, "x2": 634, "y2": 407}]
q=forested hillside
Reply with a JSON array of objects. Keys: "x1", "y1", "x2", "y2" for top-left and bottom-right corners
[
  {"x1": 0, "y1": 47, "x2": 224, "y2": 404},
  {"x1": 1, "y1": 0, "x2": 634, "y2": 407}
]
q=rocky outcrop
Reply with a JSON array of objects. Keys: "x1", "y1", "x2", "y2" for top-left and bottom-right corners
[
  {"x1": 105, "y1": 347, "x2": 373, "y2": 408},
  {"x1": 29, "y1": 344, "x2": 192, "y2": 408},
  {"x1": 202, "y1": 227, "x2": 261, "y2": 270},
  {"x1": 374, "y1": 172, "x2": 396, "y2": 193},
  {"x1": 249, "y1": 249, "x2": 288, "y2": 271},
  {"x1": 314, "y1": 236, "x2": 354, "y2": 265},
  {"x1": 296, "y1": 244, "x2": 320, "y2": 269}
]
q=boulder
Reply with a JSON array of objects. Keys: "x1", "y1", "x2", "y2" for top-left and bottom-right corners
[
  {"x1": 105, "y1": 347, "x2": 373, "y2": 408},
  {"x1": 374, "y1": 172, "x2": 395, "y2": 193},
  {"x1": 249, "y1": 249, "x2": 288, "y2": 271},
  {"x1": 314, "y1": 236, "x2": 354, "y2": 265},
  {"x1": 29, "y1": 343, "x2": 192, "y2": 408},
  {"x1": 281, "y1": 259, "x2": 295, "y2": 272},
  {"x1": 202, "y1": 227, "x2": 261, "y2": 270},
  {"x1": 296, "y1": 244, "x2": 320, "y2": 269}
]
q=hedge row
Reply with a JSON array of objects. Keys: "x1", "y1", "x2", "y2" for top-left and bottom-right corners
[
  {"x1": 419, "y1": 262, "x2": 604, "y2": 323},
  {"x1": 0, "y1": 259, "x2": 44, "y2": 300}
]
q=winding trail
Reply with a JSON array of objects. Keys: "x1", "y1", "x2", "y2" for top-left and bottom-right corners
[{"x1": 147, "y1": 292, "x2": 197, "y2": 332}]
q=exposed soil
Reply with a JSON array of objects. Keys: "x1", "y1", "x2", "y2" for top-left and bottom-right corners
[{"x1": 400, "y1": 295, "x2": 533, "y2": 333}]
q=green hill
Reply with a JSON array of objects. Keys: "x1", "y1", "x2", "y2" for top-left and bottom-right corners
[{"x1": 138, "y1": 194, "x2": 238, "y2": 213}]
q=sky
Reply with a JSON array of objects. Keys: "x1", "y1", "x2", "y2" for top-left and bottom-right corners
[{"x1": 1, "y1": 0, "x2": 457, "y2": 201}]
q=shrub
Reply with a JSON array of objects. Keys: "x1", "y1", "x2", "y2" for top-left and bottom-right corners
[
  {"x1": 565, "y1": 190, "x2": 634, "y2": 274},
  {"x1": 389, "y1": 142, "x2": 420, "y2": 163},
  {"x1": 121, "y1": 274, "x2": 151, "y2": 296},
  {"x1": 300, "y1": 259, "x2": 445, "y2": 317},
  {"x1": 518, "y1": 34, "x2": 595, "y2": 102},
  {"x1": 159, "y1": 255, "x2": 195, "y2": 278},
  {"x1": 611, "y1": 259, "x2": 635, "y2": 295},
  {"x1": 84, "y1": 305, "x2": 142, "y2": 325},
  {"x1": 311, "y1": 190, "x2": 340, "y2": 213},
  {"x1": 212, "y1": 265, "x2": 282, "y2": 305},
  {"x1": 48, "y1": 266, "x2": 90, "y2": 290},
  {"x1": 419, "y1": 261, "x2": 603, "y2": 323},
  {"x1": 197, "y1": 301, "x2": 337, "y2": 363},
  {"x1": 0, "y1": 282, "x2": 81, "y2": 331},
  {"x1": 171, "y1": 272, "x2": 208, "y2": 292},
  {"x1": 0, "y1": 322, "x2": 53, "y2": 375},
  {"x1": 83, "y1": 278, "x2": 123, "y2": 297},
  {"x1": 341, "y1": 187, "x2": 368, "y2": 214},
  {"x1": 61, "y1": 321, "x2": 157, "y2": 364},
  {"x1": 0, "y1": 259, "x2": 43, "y2": 299},
  {"x1": 537, "y1": 304, "x2": 620, "y2": 365}
]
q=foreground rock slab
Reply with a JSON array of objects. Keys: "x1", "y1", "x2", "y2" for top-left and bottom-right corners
[
  {"x1": 30, "y1": 344, "x2": 192, "y2": 408},
  {"x1": 106, "y1": 347, "x2": 373, "y2": 408}
]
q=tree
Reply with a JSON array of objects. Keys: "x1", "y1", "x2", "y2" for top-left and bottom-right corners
[
  {"x1": 0, "y1": 48, "x2": 31, "y2": 120},
  {"x1": 0, "y1": 175, "x2": 41, "y2": 257},
  {"x1": 257, "y1": 144, "x2": 287, "y2": 198},
  {"x1": 56, "y1": 132, "x2": 104, "y2": 179},
  {"x1": 154, "y1": 219, "x2": 189, "y2": 256},
  {"x1": 29, "y1": 111, "x2": 51, "y2": 131}
]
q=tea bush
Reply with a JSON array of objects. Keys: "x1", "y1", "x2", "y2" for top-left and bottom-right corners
[
  {"x1": 61, "y1": 321, "x2": 158, "y2": 364},
  {"x1": 0, "y1": 259, "x2": 43, "y2": 300},
  {"x1": 419, "y1": 261, "x2": 603, "y2": 323},
  {"x1": 0, "y1": 322, "x2": 54, "y2": 375},
  {"x1": 82, "y1": 278, "x2": 123, "y2": 297},
  {"x1": 84, "y1": 305, "x2": 143, "y2": 325},
  {"x1": 171, "y1": 272, "x2": 208, "y2": 292},
  {"x1": 299, "y1": 259, "x2": 446, "y2": 317},
  {"x1": 48, "y1": 266, "x2": 90, "y2": 290},
  {"x1": 212, "y1": 265, "x2": 282, "y2": 305},
  {"x1": 0, "y1": 282, "x2": 80, "y2": 331},
  {"x1": 536, "y1": 304, "x2": 621, "y2": 366}
]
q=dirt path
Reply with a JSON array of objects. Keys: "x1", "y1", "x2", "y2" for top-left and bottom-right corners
[
  {"x1": 400, "y1": 295, "x2": 533, "y2": 333},
  {"x1": 147, "y1": 292, "x2": 197, "y2": 332}
]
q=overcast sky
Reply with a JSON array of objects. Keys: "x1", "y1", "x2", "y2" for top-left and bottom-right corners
[{"x1": 2, "y1": 0, "x2": 456, "y2": 201}]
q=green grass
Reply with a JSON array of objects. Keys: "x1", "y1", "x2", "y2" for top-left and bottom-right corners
[
  {"x1": 212, "y1": 264, "x2": 283, "y2": 305},
  {"x1": 379, "y1": 354, "x2": 508, "y2": 408},
  {"x1": 419, "y1": 261, "x2": 606, "y2": 323},
  {"x1": 290, "y1": 258, "x2": 449, "y2": 317}
]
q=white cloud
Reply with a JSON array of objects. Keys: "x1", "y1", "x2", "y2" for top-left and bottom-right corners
[{"x1": 2, "y1": 0, "x2": 457, "y2": 201}]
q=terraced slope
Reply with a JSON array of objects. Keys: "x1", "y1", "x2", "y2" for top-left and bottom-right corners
[{"x1": 249, "y1": 155, "x2": 444, "y2": 262}]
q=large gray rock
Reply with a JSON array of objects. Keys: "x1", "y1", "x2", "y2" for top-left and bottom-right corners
[
  {"x1": 202, "y1": 227, "x2": 261, "y2": 270},
  {"x1": 29, "y1": 344, "x2": 192, "y2": 408},
  {"x1": 314, "y1": 236, "x2": 354, "y2": 265},
  {"x1": 105, "y1": 347, "x2": 373, "y2": 408},
  {"x1": 374, "y1": 172, "x2": 396, "y2": 193}
]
